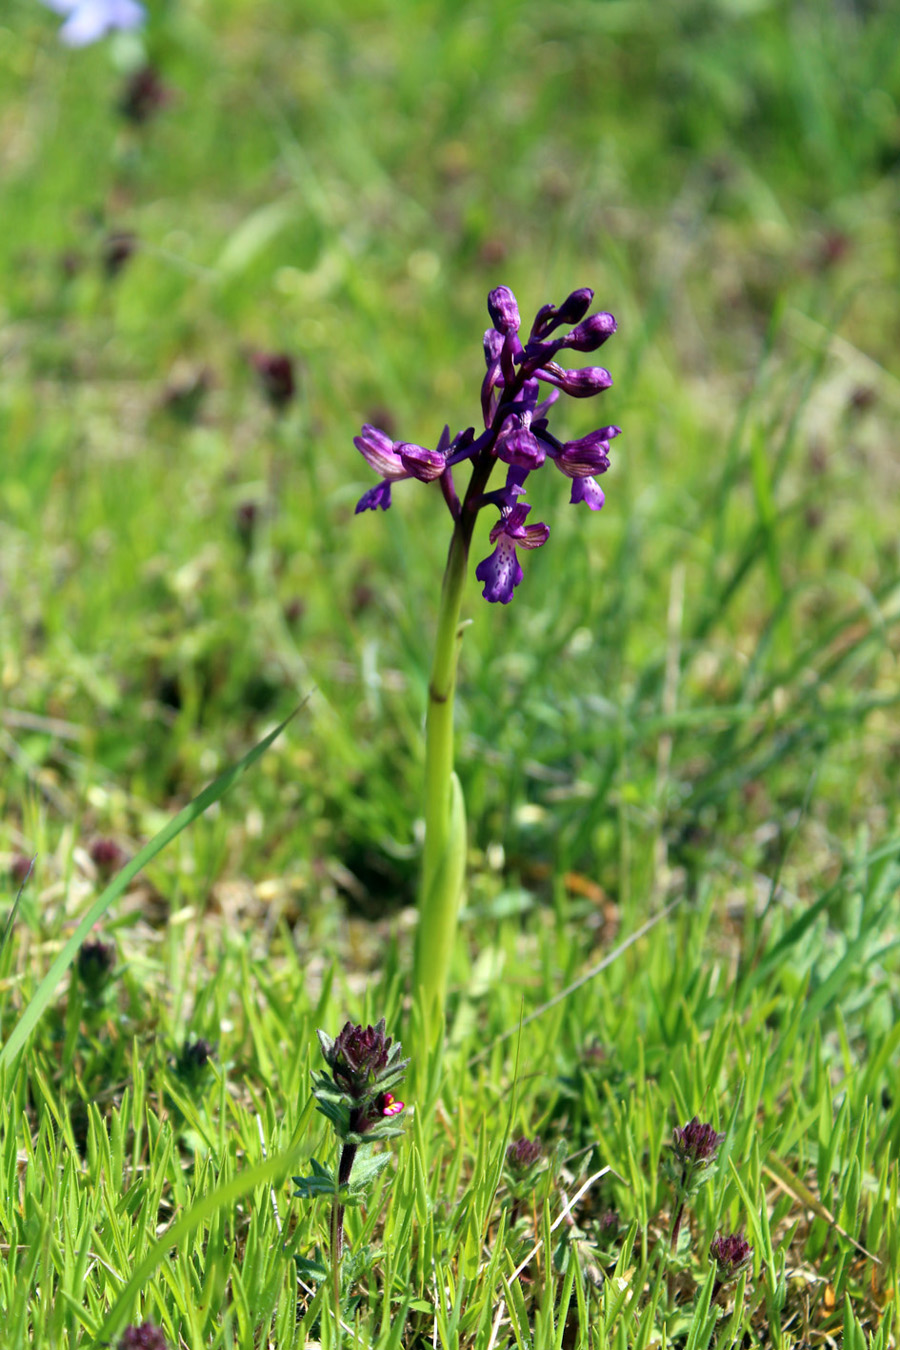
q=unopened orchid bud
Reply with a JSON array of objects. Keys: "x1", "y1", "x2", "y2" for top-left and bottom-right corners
[
  {"x1": 538, "y1": 364, "x2": 613, "y2": 397},
  {"x1": 399, "y1": 443, "x2": 446, "y2": 482},
  {"x1": 563, "y1": 312, "x2": 617, "y2": 352},
  {"x1": 487, "y1": 286, "x2": 521, "y2": 335},
  {"x1": 555, "y1": 287, "x2": 594, "y2": 325}
]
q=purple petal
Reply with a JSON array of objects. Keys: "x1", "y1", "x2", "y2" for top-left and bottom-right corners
[
  {"x1": 483, "y1": 328, "x2": 504, "y2": 365},
  {"x1": 398, "y1": 442, "x2": 445, "y2": 481},
  {"x1": 517, "y1": 520, "x2": 550, "y2": 550},
  {"x1": 496, "y1": 426, "x2": 546, "y2": 470},
  {"x1": 538, "y1": 364, "x2": 613, "y2": 398},
  {"x1": 529, "y1": 289, "x2": 593, "y2": 341},
  {"x1": 554, "y1": 431, "x2": 613, "y2": 478},
  {"x1": 355, "y1": 481, "x2": 393, "y2": 513},
  {"x1": 533, "y1": 388, "x2": 560, "y2": 420},
  {"x1": 529, "y1": 303, "x2": 557, "y2": 339},
  {"x1": 500, "y1": 329, "x2": 524, "y2": 388},
  {"x1": 495, "y1": 502, "x2": 532, "y2": 538},
  {"x1": 475, "y1": 539, "x2": 523, "y2": 604},
  {"x1": 353, "y1": 424, "x2": 406, "y2": 480},
  {"x1": 485, "y1": 464, "x2": 530, "y2": 510},
  {"x1": 570, "y1": 476, "x2": 606, "y2": 510}
]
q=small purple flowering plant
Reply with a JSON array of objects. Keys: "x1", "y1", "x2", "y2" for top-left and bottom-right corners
[
  {"x1": 505, "y1": 1136, "x2": 547, "y2": 1226},
  {"x1": 75, "y1": 933, "x2": 116, "y2": 1004},
  {"x1": 354, "y1": 286, "x2": 619, "y2": 1029},
  {"x1": 710, "y1": 1230, "x2": 753, "y2": 1290},
  {"x1": 118, "y1": 1324, "x2": 168, "y2": 1350},
  {"x1": 294, "y1": 1020, "x2": 409, "y2": 1292},
  {"x1": 665, "y1": 1116, "x2": 726, "y2": 1249}
]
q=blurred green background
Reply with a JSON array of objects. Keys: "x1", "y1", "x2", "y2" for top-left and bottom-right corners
[{"x1": 2, "y1": 0, "x2": 899, "y2": 932}]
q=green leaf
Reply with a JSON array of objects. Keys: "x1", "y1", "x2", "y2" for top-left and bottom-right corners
[
  {"x1": 294, "y1": 1254, "x2": 328, "y2": 1283},
  {"x1": 293, "y1": 1157, "x2": 337, "y2": 1199},
  {"x1": 349, "y1": 1149, "x2": 392, "y2": 1189}
]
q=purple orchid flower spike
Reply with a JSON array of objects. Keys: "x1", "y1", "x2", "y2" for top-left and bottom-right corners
[
  {"x1": 353, "y1": 282, "x2": 618, "y2": 601},
  {"x1": 40, "y1": 0, "x2": 146, "y2": 46}
]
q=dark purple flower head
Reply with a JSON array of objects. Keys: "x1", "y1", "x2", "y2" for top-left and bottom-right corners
[
  {"x1": 235, "y1": 500, "x2": 260, "y2": 550},
  {"x1": 710, "y1": 1231, "x2": 753, "y2": 1283},
  {"x1": 90, "y1": 837, "x2": 125, "y2": 876},
  {"x1": 11, "y1": 855, "x2": 33, "y2": 886},
  {"x1": 118, "y1": 1324, "x2": 168, "y2": 1350},
  {"x1": 252, "y1": 352, "x2": 295, "y2": 410},
  {"x1": 103, "y1": 231, "x2": 136, "y2": 278},
  {"x1": 354, "y1": 284, "x2": 618, "y2": 601},
  {"x1": 315, "y1": 1019, "x2": 409, "y2": 1144},
  {"x1": 182, "y1": 1037, "x2": 215, "y2": 1068},
  {"x1": 77, "y1": 936, "x2": 116, "y2": 998},
  {"x1": 506, "y1": 1137, "x2": 543, "y2": 1176},
  {"x1": 673, "y1": 1117, "x2": 724, "y2": 1166},
  {"x1": 327, "y1": 1020, "x2": 392, "y2": 1097},
  {"x1": 177, "y1": 1038, "x2": 216, "y2": 1086},
  {"x1": 119, "y1": 65, "x2": 170, "y2": 124}
]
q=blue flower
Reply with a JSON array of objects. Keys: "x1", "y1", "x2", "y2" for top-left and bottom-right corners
[{"x1": 40, "y1": 0, "x2": 146, "y2": 47}]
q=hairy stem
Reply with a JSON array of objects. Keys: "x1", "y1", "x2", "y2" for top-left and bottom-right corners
[{"x1": 331, "y1": 1139, "x2": 357, "y2": 1311}]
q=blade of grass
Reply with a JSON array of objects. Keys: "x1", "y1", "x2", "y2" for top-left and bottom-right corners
[{"x1": 0, "y1": 856, "x2": 33, "y2": 952}]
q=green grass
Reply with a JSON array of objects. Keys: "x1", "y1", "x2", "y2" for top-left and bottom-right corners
[{"x1": 2, "y1": 0, "x2": 900, "y2": 1344}]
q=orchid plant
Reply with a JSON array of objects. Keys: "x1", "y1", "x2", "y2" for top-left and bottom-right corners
[{"x1": 354, "y1": 285, "x2": 619, "y2": 1033}]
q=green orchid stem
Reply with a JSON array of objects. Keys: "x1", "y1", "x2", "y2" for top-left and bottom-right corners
[
  {"x1": 415, "y1": 526, "x2": 468, "y2": 1037},
  {"x1": 413, "y1": 428, "x2": 502, "y2": 1039}
]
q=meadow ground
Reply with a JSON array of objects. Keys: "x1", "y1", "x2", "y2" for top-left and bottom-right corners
[{"x1": 1, "y1": 1, "x2": 900, "y2": 1346}]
